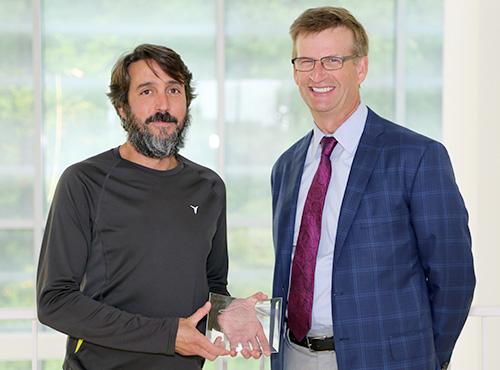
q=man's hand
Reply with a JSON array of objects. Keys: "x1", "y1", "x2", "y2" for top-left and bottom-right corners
[
  {"x1": 217, "y1": 292, "x2": 271, "y2": 359},
  {"x1": 175, "y1": 302, "x2": 229, "y2": 361}
]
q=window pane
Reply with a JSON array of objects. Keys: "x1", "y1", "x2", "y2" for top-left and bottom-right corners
[
  {"x1": 354, "y1": 0, "x2": 396, "y2": 120},
  {"x1": 0, "y1": 0, "x2": 34, "y2": 219},
  {"x1": 0, "y1": 231, "x2": 34, "y2": 308},
  {"x1": 0, "y1": 178, "x2": 33, "y2": 220},
  {"x1": 38, "y1": 324, "x2": 65, "y2": 367},
  {"x1": 0, "y1": 362, "x2": 30, "y2": 370},
  {"x1": 228, "y1": 227, "x2": 274, "y2": 295},
  {"x1": 0, "y1": 320, "x2": 31, "y2": 367},
  {"x1": 42, "y1": 360, "x2": 64, "y2": 370},
  {"x1": 405, "y1": 0, "x2": 444, "y2": 139}
]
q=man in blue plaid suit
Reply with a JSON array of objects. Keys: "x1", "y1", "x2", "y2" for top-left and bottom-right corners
[{"x1": 270, "y1": 7, "x2": 475, "y2": 370}]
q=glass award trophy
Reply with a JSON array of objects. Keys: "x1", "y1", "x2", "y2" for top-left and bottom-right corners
[{"x1": 206, "y1": 292, "x2": 282, "y2": 353}]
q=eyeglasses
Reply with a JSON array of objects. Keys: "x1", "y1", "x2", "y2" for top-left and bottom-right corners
[{"x1": 291, "y1": 55, "x2": 359, "y2": 72}]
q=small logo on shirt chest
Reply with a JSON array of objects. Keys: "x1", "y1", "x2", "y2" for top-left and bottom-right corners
[{"x1": 190, "y1": 205, "x2": 199, "y2": 214}]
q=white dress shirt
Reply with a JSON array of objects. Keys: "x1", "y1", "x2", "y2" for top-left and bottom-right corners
[{"x1": 291, "y1": 103, "x2": 367, "y2": 336}]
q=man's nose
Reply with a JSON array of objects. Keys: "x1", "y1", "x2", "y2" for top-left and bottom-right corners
[
  {"x1": 309, "y1": 61, "x2": 328, "y2": 81},
  {"x1": 155, "y1": 93, "x2": 170, "y2": 111}
]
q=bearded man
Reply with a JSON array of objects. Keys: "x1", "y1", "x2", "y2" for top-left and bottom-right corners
[{"x1": 37, "y1": 44, "x2": 230, "y2": 370}]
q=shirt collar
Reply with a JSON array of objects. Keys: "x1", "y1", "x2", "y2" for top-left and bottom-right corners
[{"x1": 311, "y1": 103, "x2": 368, "y2": 156}]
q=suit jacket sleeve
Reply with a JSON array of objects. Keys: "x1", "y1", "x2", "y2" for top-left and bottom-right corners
[{"x1": 409, "y1": 141, "x2": 475, "y2": 366}]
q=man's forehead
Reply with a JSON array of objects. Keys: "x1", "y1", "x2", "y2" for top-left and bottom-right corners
[
  {"x1": 128, "y1": 59, "x2": 182, "y2": 86},
  {"x1": 295, "y1": 27, "x2": 355, "y2": 54},
  {"x1": 296, "y1": 26, "x2": 354, "y2": 42}
]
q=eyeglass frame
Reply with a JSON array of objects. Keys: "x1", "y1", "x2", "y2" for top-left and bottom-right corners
[{"x1": 291, "y1": 54, "x2": 360, "y2": 72}]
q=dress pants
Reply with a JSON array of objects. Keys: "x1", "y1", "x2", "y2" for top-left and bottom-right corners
[{"x1": 283, "y1": 330, "x2": 338, "y2": 370}]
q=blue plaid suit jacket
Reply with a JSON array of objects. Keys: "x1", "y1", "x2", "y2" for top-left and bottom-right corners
[{"x1": 270, "y1": 108, "x2": 475, "y2": 370}]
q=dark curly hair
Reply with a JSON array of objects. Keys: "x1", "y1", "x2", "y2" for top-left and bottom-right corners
[{"x1": 107, "y1": 44, "x2": 196, "y2": 113}]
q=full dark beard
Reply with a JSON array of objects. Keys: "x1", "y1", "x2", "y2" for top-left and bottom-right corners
[{"x1": 121, "y1": 107, "x2": 190, "y2": 159}]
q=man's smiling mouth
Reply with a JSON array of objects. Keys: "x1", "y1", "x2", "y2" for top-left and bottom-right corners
[{"x1": 311, "y1": 86, "x2": 335, "y2": 93}]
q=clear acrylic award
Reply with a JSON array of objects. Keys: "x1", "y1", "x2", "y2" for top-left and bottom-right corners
[{"x1": 206, "y1": 292, "x2": 282, "y2": 354}]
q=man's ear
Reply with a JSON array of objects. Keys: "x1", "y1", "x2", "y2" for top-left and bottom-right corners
[
  {"x1": 293, "y1": 68, "x2": 299, "y2": 86},
  {"x1": 356, "y1": 56, "x2": 369, "y2": 85}
]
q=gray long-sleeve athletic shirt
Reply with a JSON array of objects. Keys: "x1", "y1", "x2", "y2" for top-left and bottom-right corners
[{"x1": 37, "y1": 148, "x2": 229, "y2": 370}]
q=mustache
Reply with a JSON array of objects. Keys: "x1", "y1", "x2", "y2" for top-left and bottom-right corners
[{"x1": 145, "y1": 111, "x2": 179, "y2": 125}]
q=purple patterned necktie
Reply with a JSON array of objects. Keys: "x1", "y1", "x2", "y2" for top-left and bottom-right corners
[{"x1": 288, "y1": 136, "x2": 337, "y2": 341}]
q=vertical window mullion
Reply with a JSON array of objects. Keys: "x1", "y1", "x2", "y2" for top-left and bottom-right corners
[
  {"x1": 32, "y1": 0, "x2": 43, "y2": 368},
  {"x1": 216, "y1": 0, "x2": 226, "y2": 181},
  {"x1": 395, "y1": 0, "x2": 407, "y2": 124},
  {"x1": 216, "y1": 1, "x2": 227, "y2": 369}
]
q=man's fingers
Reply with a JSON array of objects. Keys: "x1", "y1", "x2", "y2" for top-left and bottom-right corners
[
  {"x1": 188, "y1": 301, "x2": 211, "y2": 325},
  {"x1": 228, "y1": 335, "x2": 242, "y2": 351},
  {"x1": 249, "y1": 337, "x2": 262, "y2": 359},
  {"x1": 257, "y1": 328, "x2": 271, "y2": 356},
  {"x1": 249, "y1": 337, "x2": 259, "y2": 351},
  {"x1": 248, "y1": 291, "x2": 268, "y2": 303},
  {"x1": 198, "y1": 346, "x2": 218, "y2": 362},
  {"x1": 241, "y1": 345, "x2": 252, "y2": 359},
  {"x1": 251, "y1": 291, "x2": 268, "y2": 301},
  {"x1": 251, "y1": 349, "x2": 262, "y2": 359},
  {"x1": 213, "y1": 336, "x2": 224, "y2": 347},
  {"x1": 176, "y1": 309, "x2": 230, "y2": 360},
  {"x1": 199, "y1": 338, "x2": 229, "y2": 359},
  {"x1": 201, "y1": 349, "x2": 216, "y2": 361}
]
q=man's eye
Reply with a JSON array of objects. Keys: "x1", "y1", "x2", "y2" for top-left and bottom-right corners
[
  {"x1": 169, "y1": 87, "x2": 181, "y2": 94},
  {"x1": 140, "y1": 89, "x2": 152, "y2": 95},
  {"x1": 325, "y1": 57, "x2": 341, "y2": 63},
  {"x1": 299, "y1": 59, "x2": 314, "y2": 66}
]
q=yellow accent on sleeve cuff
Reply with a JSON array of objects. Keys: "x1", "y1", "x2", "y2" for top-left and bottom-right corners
[{"x1": 75, "y1": 338, "x2": 84, "y2": 353}]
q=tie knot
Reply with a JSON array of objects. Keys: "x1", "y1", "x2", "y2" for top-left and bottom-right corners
[{"x1": 320, "y1": 136, "x2": 337, "y2": 157}]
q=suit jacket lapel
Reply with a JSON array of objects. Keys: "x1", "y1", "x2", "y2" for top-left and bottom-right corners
[
  {"x1": 278, "y1": 131, "x2": 312, "y2": 256},
  {"x1": 334, "y1": 108, "x2": 385, "y2": 263}
]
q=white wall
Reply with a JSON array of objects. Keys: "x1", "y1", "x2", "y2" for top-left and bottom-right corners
[{"x1": 443, "y1": 0, "x2": 500, "y2": 368}]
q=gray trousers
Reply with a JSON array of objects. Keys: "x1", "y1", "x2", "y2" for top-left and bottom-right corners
[{"x1": 283, "y1": 330, "x2": 338, "y2": 370}]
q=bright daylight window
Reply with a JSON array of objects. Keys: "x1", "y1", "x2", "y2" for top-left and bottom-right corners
[{"x1": 0, "y1": 0, "x2": 442, "y2": 369}]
